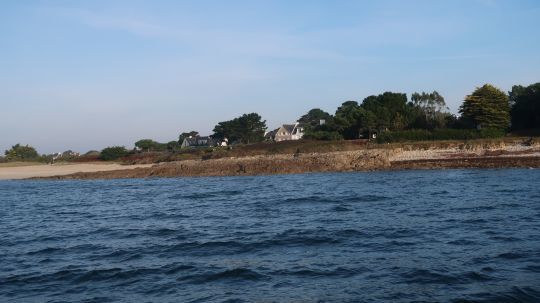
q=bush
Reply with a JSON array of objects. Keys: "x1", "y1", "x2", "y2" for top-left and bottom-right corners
[
  {"x1": 376, "y1": 128, "x2": 505, "y2": 143},
  {"x1": 4, "y1": 144, "x2": 40, "y2": 161},
  {"x1": 99, "y1": 146, "x2": 129, "y2": 161},
  {"x1": 303, "y1": 130, "x2": 343, "y2": 141}
]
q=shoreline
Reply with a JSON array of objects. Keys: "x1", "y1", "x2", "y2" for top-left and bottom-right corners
[
  {"x1": 17, "y1": 142, "x2": 540, "y2": 180},
  {"x1": 0, "y1": 163, "x2": 153, "y2": 180},
  {"x1": 1, "y1": 140, "x2": 539, "y2": 180}
]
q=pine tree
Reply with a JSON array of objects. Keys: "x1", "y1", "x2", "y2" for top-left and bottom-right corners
[{"x1": 459, "y1": 84, "x2": 510, "y2": 130}]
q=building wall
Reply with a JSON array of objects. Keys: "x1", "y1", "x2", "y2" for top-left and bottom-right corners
[{"x1": 274, "y1": 126, "x2": 292, "y2": 142}]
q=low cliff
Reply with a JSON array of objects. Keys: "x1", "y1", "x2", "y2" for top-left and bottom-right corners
[{"x1": 44, "y1": 150, "x2": 394, "y2": 179}]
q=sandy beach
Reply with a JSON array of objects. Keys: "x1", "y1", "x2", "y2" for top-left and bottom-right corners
[{"x1": 0, "y1": 163, "x2": 153, "y2": 180}]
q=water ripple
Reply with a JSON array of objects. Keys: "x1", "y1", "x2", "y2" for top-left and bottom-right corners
[{"x1": 1, "y1": 169, "x2": 539, "y2": 302}]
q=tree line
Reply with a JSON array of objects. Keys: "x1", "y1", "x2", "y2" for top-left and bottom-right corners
[{"x1": 2, "y1": 82, "x2": 538, "y2": 162}]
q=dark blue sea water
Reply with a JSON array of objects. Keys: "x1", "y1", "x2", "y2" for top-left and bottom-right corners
[{"x1": 1, "y1": 169, "x2": 540, "y2": 303}]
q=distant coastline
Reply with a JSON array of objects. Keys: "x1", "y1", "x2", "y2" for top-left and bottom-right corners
[{"x1": 5, "y1": 138, "x2": 536, "y2": 180}]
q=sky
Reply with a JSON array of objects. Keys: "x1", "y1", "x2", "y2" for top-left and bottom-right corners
[{"x1": 1, "y1": 0, "x2": 539, "y2": 154}]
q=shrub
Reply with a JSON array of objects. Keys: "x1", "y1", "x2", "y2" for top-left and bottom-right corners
[
  {"x1": 4, "y1": 144, "x2": 39, "y2": 161},
  {"x1": 303, "y1": 130, "x2": 343, "y2": 141},
  {"x1": 376, "y1": 128, "x2": 505, "y2": 143},
  {"x1": 99, "y1": 146, "x2": 129, "y2": 161}
]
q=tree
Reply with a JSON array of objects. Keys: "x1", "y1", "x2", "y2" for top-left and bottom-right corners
[
  {"x1": 410, "y1": 91, "x2": 449, "y2": 129},
  {"x1": 332, "y1": 101, "x2": 380, "y2": 139},
  {"x1": 213, "y1": 113, "x2": 267, "y2": 144},
  {"x1": 459, "y1": 84, "x2": 510, "y2": 130},
  {"x1": 135, "y1": 139, "x2": 167, "y2": 152},
  {"x1": 509, "y1": 83, "x2": 540, "y2": 130},
  {"x1": 166, "y1": 141, "x2": 180, "y2": 151},
  {"x1": 99, "y1": 146, "x2": 129, "y2": 161},
  {"x1": 299, "y1": 108, "x2": 342, "y2": 140},
  {"x1": 135, "y1": 139, "x2": 158, "y2": 152},
  {"x1": 4, "y1": 144, "x2": 39, "y2": 161},
  {"x1": 411, "y1": 91, "x2": 446, "y2": 114},
  {"x1": 361, "y1": 92, "x2": 411, "y2": 131},
  {"x1": 298, "y1": 108, "x2": 333, "y2": 129}
]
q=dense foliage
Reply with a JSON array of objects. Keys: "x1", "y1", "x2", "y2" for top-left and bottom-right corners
[
  {"x1": 509, "y1": 83, "x2": 540, "y2": 130},
  {"x1": 459, "y1": 84, "x2": 510, "y2": 130},
  {"x1": 299, "y1": 91, "x2": 452, "y2": 140},
  {"x1": 4, "y1": 144, "x2": 39, "y2": 161},
  {"x1": 213, "y1": 113, "x2": 267, "y2": 144},
  {"x1": 134, "y1": 139, "x2": 167, "y2": 152},
  {"x1": 409, "y1": 91, "x2": 454, "y2": 130},
  {"x1": 299, "y1": 108, "x2": 342, "y2": 140},
  {"x1": 99, "y1": 146, "x2": 129, "y2": 161}
]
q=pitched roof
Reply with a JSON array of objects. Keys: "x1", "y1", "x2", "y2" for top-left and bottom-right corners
[
  {"x1": 265, "y1": 128, "x2": 279, "y2": 138},
  {"x1": 282, "y1": 124, "x2": 296, "y2": 133},
  {"x1": 183, "y1": 136, "x2": 215, "y2": 146}
]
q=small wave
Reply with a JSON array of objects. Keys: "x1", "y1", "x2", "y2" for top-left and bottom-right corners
[
  {"x1": 74, "y1": 267, "x2": 163, "y2": 283},
  {"x1": 447, "y1": 239, "x2": 477, "y2": 246},
  {"x1": 165, "y1": 240, "x2": 251, "y2": 256},
  {"x1": 171, "y1": 190, "x2": 243, "y2": 200},
  {"x1": 400, "y1": 269, "x2": 460, "y2": 284},
  {"x1": 489, "y1": 235, "x2": 521, "y2": 242},
  {"x1": 495, "y1": 188, "x2": 522, "y2": 194},
  {"x1": 272, "y1": 267, "x2": 363, "y2": 278},
  {"x1": 462, "y1": 271, "x2": 493, "y2": 282},
  {"x1": 269, "y1": 229, "x2": 340, "y2": 247},
  {"x1": 26, "y1": 247, "x2": 62, "y2": 255},
  {"x1": 146, "y1": 227, "x2": 180, "y2": 237},
  {"x1": 370, "y1": 228, "x2": 418, "y2": 240},
  {"x1": 86, "y1": 249, "x2": 142, "y2": 262},
  {"x1": 179, "y1": 268, "x2": 266, "y2": 284},
  {"x1": 283, "y1": 194, "x2": 389, "y2": 204},
  {"x1": 331, "y1": 205, "x2": 352, "y2": 212},
  {"x1": 334, "y1": 229, "x2": 369, "y2": 238},
  {"x1": 431, "y1": 190, "x2": 450, "y2": 196},
  {"x1": 79, "y1": 296, "x2": 117, "y2": 303},
  {"x1": 163, "y1": 264, "x2": 196, "y2": 275},
  {"x1": 352, "y1": 194, "x2": 390, "y2": 202},
  {"x1": 163, "y1": 230, "x2": 341, "y2": 256},
  {"x1": 403, "y1": 269, "x2": 494, "y2": 285},
  {"x1": 462, "y1": 218, "x2": 489, "y2": 224},
  {"x1": 522, "y1": 265, "x2": 540, "y2": 273},
  {"x1": 74, "y1": 268, "x2": 123, "y2": 283},
  {"x1": 452, "y1": 286, "x2": 540, "y2": 303},
  {"x1": 497, "y1": 252, "x2": 526, "y2": 259},
  {"x1": 283, "y1": 195, "x2": 338, "y2": 204}
]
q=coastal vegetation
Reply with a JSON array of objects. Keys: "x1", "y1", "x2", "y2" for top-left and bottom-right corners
[
  {"x1": 3, "y1": 82, "x2": 539, "y2": 163},
  {"x1": 99, "y1": 146, "x2": 129, "y2": 161},
  {"x1": 459, "y1": 84, "x2": 510, "y2": 130},
  {"x1": 509, "y1": 82, "x2": 540, "y2": 131},
  {"x1": 212, "y1": 113, "x2": 267, "y2": 144},
  {"x1": 4, "y1": 144, "x2": 39, "y2": 161}
]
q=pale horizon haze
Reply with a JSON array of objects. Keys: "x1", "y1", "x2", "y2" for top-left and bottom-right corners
[{"x1": 1, "y1": 0, "x2": 539, "y2": 154}]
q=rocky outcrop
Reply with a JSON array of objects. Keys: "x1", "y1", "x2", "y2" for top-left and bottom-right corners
[
  {"x1": 40, "y1": 141, "x2": 540, "y2": 180},
  {"x1": 43, "y1": 150, "x2": 394, "y2": 179}
]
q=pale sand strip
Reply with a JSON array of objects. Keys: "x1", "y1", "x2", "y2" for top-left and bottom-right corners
[{"x1": 0, "y1": 163, "x2": 153, "y2": 180}]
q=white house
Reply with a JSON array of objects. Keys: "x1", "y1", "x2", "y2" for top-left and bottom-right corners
[{"x1": 272, "y1": 122, "x2": 305, "y2": 142}]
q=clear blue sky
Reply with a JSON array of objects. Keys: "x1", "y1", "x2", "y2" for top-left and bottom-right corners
[{"x1": 1, "y1": 0, "x2": 539, "y2": 153}]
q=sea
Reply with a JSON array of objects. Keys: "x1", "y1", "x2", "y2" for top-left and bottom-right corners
[{"x1": 1, "y1": 169, "x2": 539, "y2": 303}]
